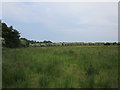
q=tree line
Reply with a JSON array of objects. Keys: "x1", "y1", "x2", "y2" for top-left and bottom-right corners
[
  {"x1": 1, "y1": 21, "x2": 119, "y2": 48},
  {"x1": 30, "y1": 42, "x2": 120, "y2": 47},
  {"x1": 1, "y1": 21, "x2": 53, "y2": 48}
]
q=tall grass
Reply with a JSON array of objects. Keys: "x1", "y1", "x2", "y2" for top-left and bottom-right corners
[{"x1": 2, "y1": 46, "x2": 118, "y2": 88}]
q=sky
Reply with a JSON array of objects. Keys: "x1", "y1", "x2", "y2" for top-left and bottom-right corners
[{"x1": 1, "y1": 2, "x2": 118, "y2": 42}]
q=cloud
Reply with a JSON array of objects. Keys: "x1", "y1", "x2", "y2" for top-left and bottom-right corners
[
  {"x1": 2, "y1": 0, "x2": 119, "y2": 2},
  {"x1": 0, "y1": 1, "x2": 2, "y2": 19},
  {"x1": 2, "y1": 2, "x2": 117, "y2": 26},
  {"x1": 2, "y1": 2, "x2": 118, "y2": 42}
]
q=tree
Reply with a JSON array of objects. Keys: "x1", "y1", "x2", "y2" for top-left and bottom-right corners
[
  {"x1": 112, "y1": 42, "x2": 117, "y2": 45},
  {"x1": 20, "y1": 38, "x2": 29, "y2": 47},
  {"x1": 2, "y1": 22, "x2": 21, "y2": 48},
  {"x1": 43, "y1": 40, "x2": 52, "y2": 43},
  {"x1": 28, "y1": 40, "x2": 36, "y2": 44},
  {"x1": 104, "y1": 42, "x2": 111, "y2": 46}
]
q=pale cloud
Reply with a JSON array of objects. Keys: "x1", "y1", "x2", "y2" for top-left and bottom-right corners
[
  {"x1": 0, "y1": 0, "x2": 2, "y2": 19},
  {"x1": 2, "y1": 0, "x2": 119, "y2": 2},
  {"x1": 2, "y1": 2, "x2": 118, "y2": 42},
  {"x1": 2, "y1": 2, "x2": 117, "y2": 26}
]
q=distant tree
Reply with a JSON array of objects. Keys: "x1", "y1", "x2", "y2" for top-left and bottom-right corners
[
  {"x1": 104, "y1": 42, "x2": 111, "y2": 46},
  {"x1": 43, "y1": 40, "x2": 52, "y2": 43},
  {"x1": 20, "y1": 38, "x2": 29, "y2": 47},
  {"x1": 36, "y1": 41, "x2": 40, "y2": 43},
  {"x1": 112, "y1": 42, "x2": 117, "y2": 45},
  {"x1": 28, "y1": 40, "x2": 37, "y2": 44},
  {"x1": 2, "y1": 22, "x2": 21, "y2": 48},
  {"x1": 118, "y1": 42, "x2": 120, "y2": 45}
]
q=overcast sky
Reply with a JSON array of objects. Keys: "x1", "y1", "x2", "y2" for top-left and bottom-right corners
[{"x1": 2, "y1": 2, "x2": 118, "y2": 42}]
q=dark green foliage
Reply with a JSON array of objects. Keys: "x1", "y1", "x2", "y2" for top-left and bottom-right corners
[
  {"x1": 2, "y1": 22, "x2": 20, "y2": 48},
  {"x1": 28, "y1": 40, "x2": 52, "y2": 45},
  {"x1": 118, "y1": 42, "x2": 120, "y2": 45},
  {"x1": 104, "y1": 42, "x2": 111, "y2": 45},
  {"x1": 112, "y1": 42, "x2": 117, "y2": 45},
  {"x1": 28, "y1": 40, "x2": 37, "y2": 44},
  {"x1": 20, "y1": 38, "x2": 29, "y2": 47},
  {"x1": 43, "y1": 40, "x2": 52, "y2": 43}
]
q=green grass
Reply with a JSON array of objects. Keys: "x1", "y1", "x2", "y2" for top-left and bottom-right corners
[{"x1": 2, "y1": 46, "x2": 118, "y2": 88}]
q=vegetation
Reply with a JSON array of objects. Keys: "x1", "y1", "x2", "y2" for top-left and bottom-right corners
[
  {"x1": 1, "y1": 21, "x2": 119, "y2": 88},
  {"x1": 1, "y1": 21, "x2": 119, "y2": 48},
  {"x1": 2, "y1": 46, "x2": 118, "y2": 88},
  {"x1": 20, "y1": 38, "x2": 30, "y2": 47},
  {"x1": 29, "y1": 42, "x2": 119, "y2": 47},
  {"x1": 2, "y1": 22, "x2": 21, "y2": 48}
]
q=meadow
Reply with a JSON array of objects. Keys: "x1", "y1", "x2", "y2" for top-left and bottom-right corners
[{"x1": 2, "y1": 46, "x2": 118, "y2": 88}]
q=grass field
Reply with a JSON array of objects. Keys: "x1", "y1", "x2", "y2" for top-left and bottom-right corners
[{"x1": 2, "y1": 46, "x2": 118, "y2": 88}]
